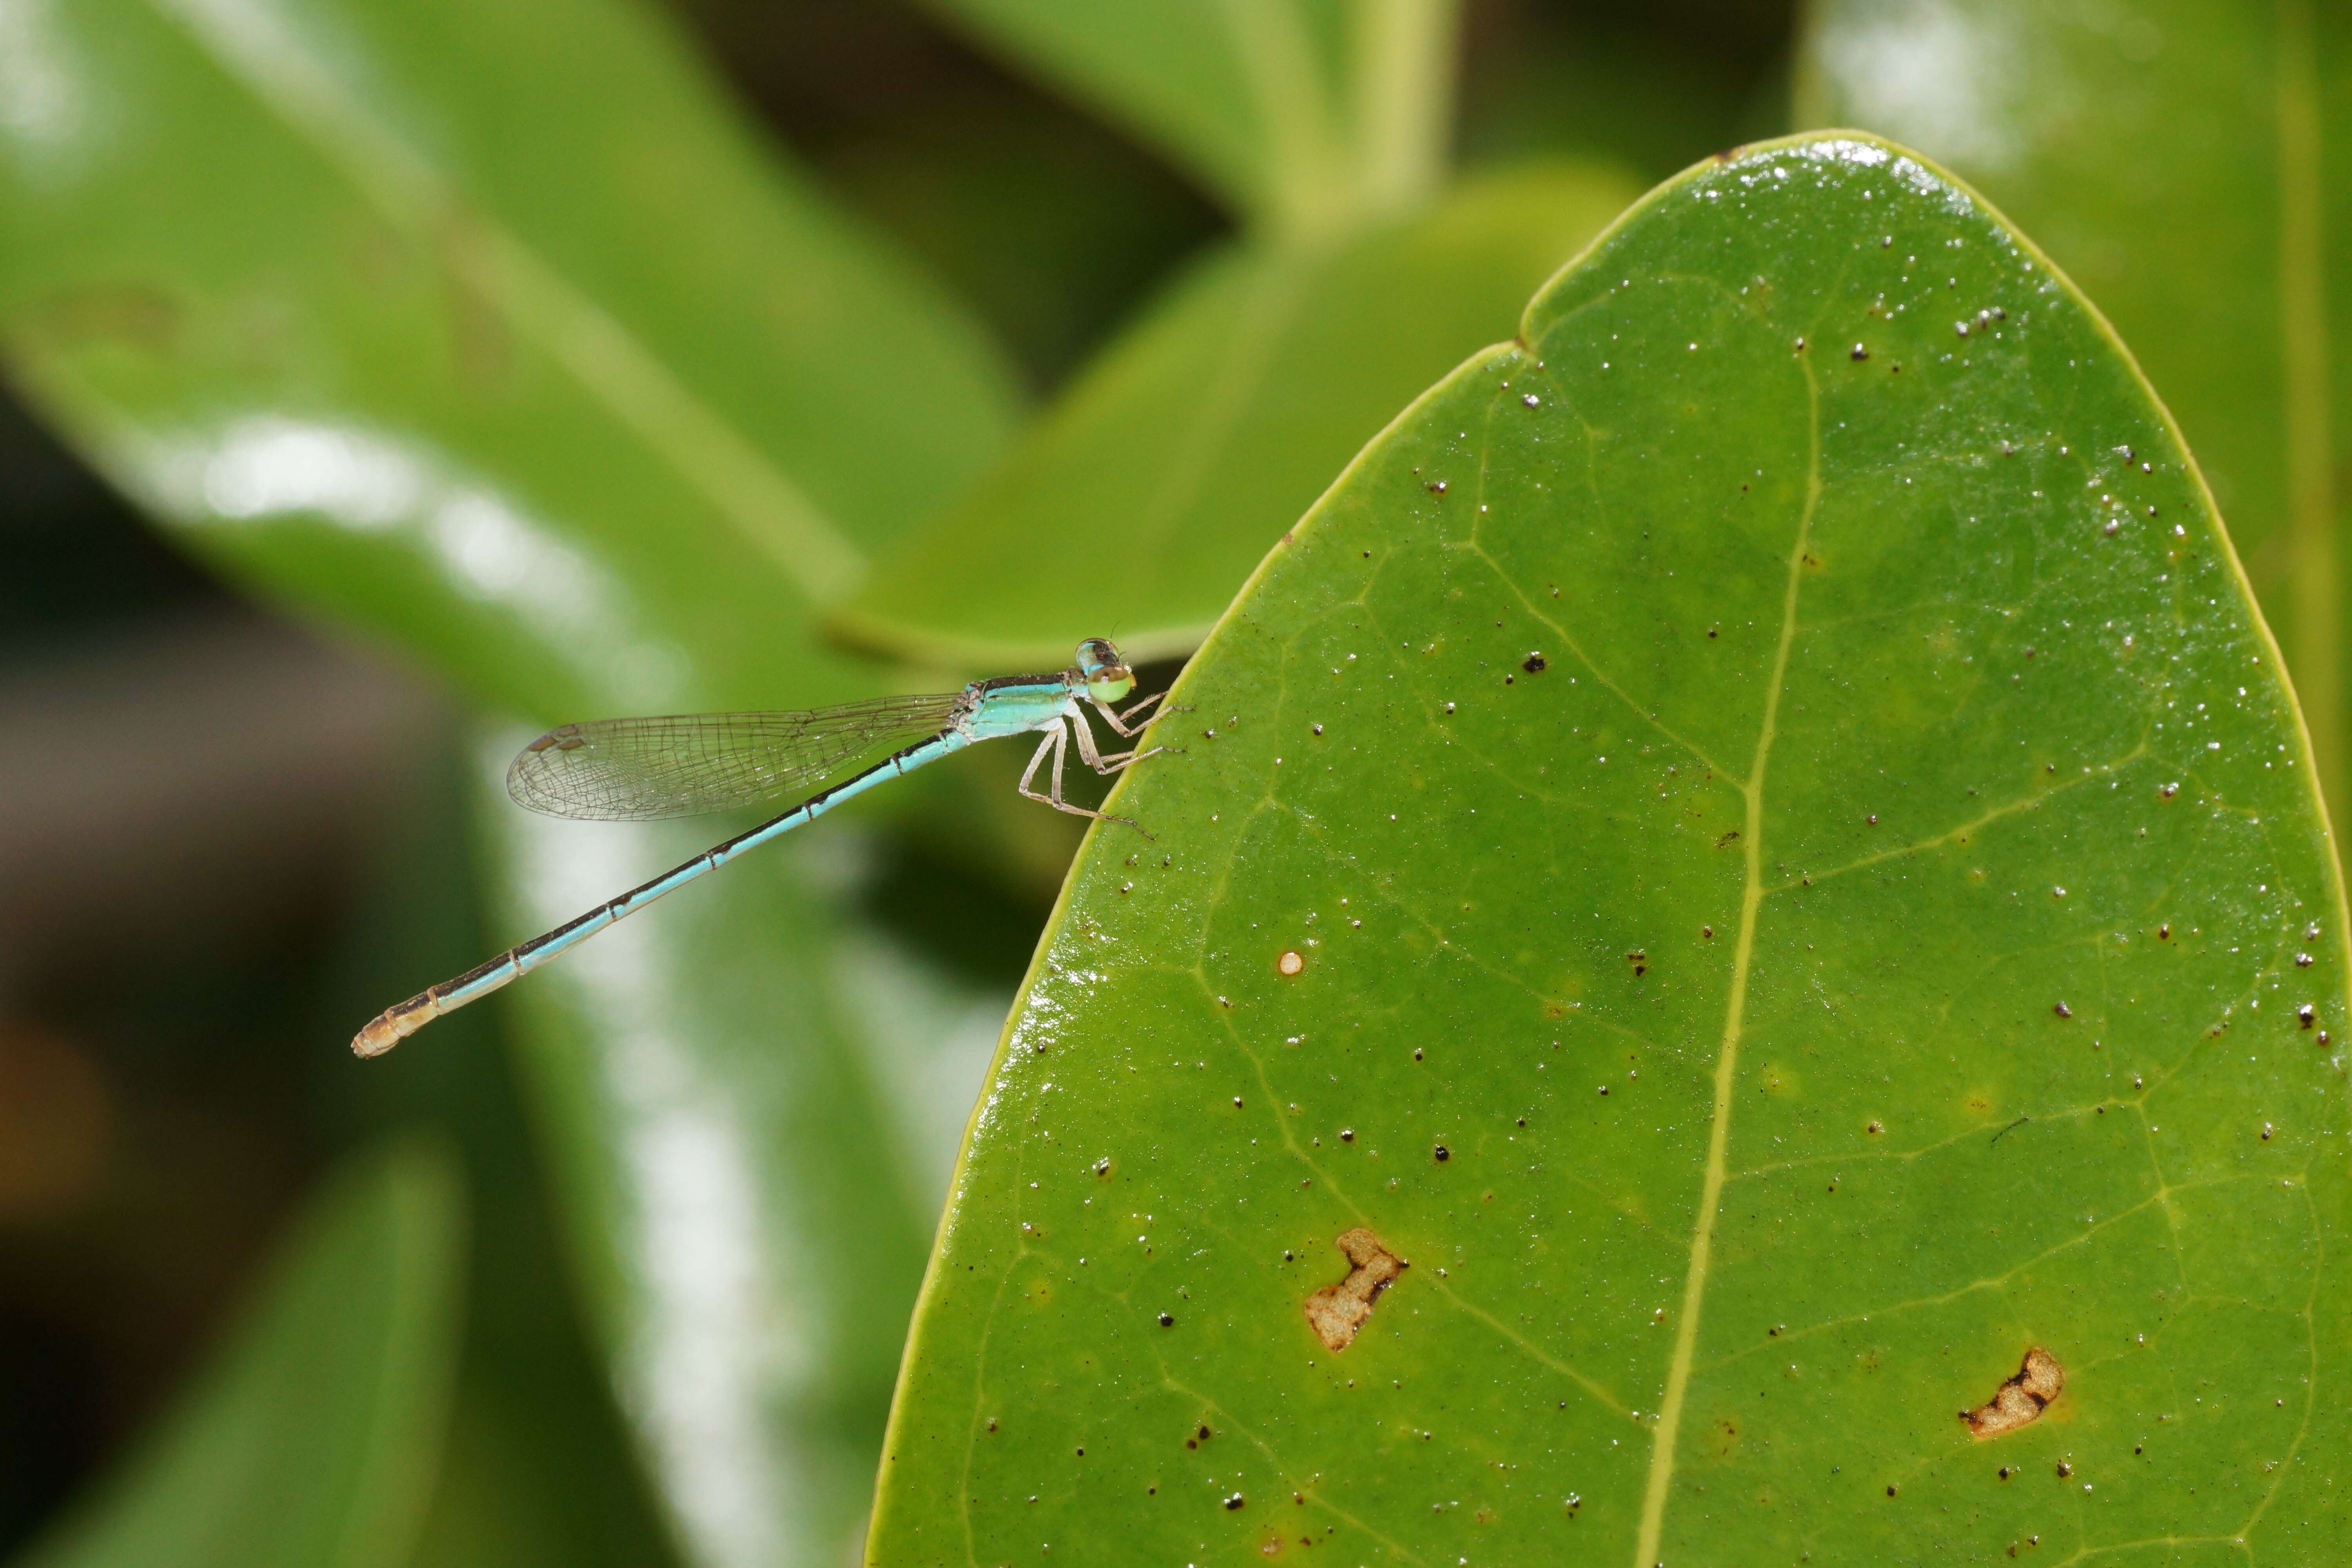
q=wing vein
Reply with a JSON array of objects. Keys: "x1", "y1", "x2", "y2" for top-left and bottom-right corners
[{"x1": 506, "y1": 691, "x2": 966, "y2": 820}]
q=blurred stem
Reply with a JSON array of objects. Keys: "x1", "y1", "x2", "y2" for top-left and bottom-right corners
[
  {"x1": 1350, "y1": 0, "x2": 1459, "y2": 220},
  {"x1": 1222, "y1": 0, "x2": 1349, "y2": 237},
  {"x1": 2277, "y1": 0, "x2": 2341, "y2": 832},
  {"x1": 1224, "y1": 0, "x2": 1459, "y2": 240}
]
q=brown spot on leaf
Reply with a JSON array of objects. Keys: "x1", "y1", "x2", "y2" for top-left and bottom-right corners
[
  {"x1": 1963, "y1": 1347, "x2": 2064, "y2": 1437},
  {"x1": 1304, "y1": 1227, "x2": 1406, "y2": 1352}
]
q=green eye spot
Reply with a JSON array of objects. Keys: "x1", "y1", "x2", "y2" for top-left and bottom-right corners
[{"x1": 1076, "y1": 637, "x2": 1133, "y2": 702}]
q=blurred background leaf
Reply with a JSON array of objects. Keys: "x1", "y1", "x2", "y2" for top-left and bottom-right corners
[
  {"x1": 345, "y1": 743, "x2": 691, "y2": 1568},
  {"x1": 829, "y1": 1, "x2": 1680, "y2": 674},
  {"x1": 14, "y1": 1138, "x2": 461, "y2": 1568},
  {"x1": 1795, "y1": 0, "x2": 2352, "y2": 841},
  {"x1": 0, "y1": 0, "x2": 1020, "y2": 721},
  {"x1": 916, "y1": 0, "x2": 1460, "y2": 235},
  {"x1": 474, "y1": 752, "x2": 1016, "y2": 1568},
  {"x1": 0, "y1": 0, "x2": 1042, "y2": 1563},
  {"x1": 836, "y1": 162, "x2": 1643, "y2": 669}
]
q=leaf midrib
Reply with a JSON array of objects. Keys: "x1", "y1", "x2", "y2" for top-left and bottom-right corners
[{"x1": 1632, "y1": 352, "x2": 1824, "y2": 1566}]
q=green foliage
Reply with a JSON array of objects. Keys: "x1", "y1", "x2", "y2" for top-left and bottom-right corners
[
  {"x1": 840, "y1": 7, "x2": 1644, "y2": 672},
  {"x1": 1798, "y1": 0, "x2": 2352, "y2": 881},
  {"x1": 871, "y1": 135, "x2": 2352, "y2": 1563},
  {"x1": 0, "y1": 0, "x2": 1017, "y2": 720},
  {"x1": 0, "y1": 0, "x2": 1035, "y2": 1562},
  {"x1": 839, "y1": 163, "x2": 1641, "y2": 668},
  {"x1": 920, "y1": 0, "x2": 1460, "y2": 234},
  {"x1": 18, "y1": 1141, "x2": 462, "y2": 1568},
  {"x1": 341, "y1": 753, "x2": 689, "y2": 1568},
  {"x1": 5, "y1": 2, "x2": 2349, "y2": 1566}
]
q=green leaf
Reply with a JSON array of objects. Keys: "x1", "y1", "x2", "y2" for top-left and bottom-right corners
[
  {"x1": 917, "y1": 0, "x2": 1459, "y2": 234},
  {"x1": 474, "y1": 747, "x2": 1013, "y2": 1568},
  {"x1": 1796, "y1": 0, "x2": 2352, "y2": 845},
  {"x1": 0, "y1": 0, "x2": 1020, "y2": 718},
  {"x1": 18, "y1": 1139, "x2": 464, "y2": 1568},
  {"x1": 870, "y1": 134, "x2": 2352, "y2": 1563},
  {"x1": 835, "y1": 163, "x2": 1641, "y2": 670}
]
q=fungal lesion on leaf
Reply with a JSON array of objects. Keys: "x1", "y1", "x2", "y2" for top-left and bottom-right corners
[
  {"x1": 1303, "y1": 1227, "x2": 1406, "y2": 1352},
  {"x1": 1962, "y1": 1346, "x2": 2064, "y2": 1437}
]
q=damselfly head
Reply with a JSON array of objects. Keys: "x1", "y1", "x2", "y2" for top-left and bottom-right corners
[{"x1": 1075, "y1": 637, "x2": 1135, "y2": 704}]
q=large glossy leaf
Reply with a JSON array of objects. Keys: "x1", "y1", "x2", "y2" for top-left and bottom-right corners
[
  {"x1": 870, "y1": 134, "x2": 2352, "y2": 1563},
  {"x1": 0, "y1": 0, "x2": 1018, "y2": 719},
  {"x1": 15, "y1": 1139, "x2": 463, "y2": 1568},
  {"x1": 475, "y1": 739, "x2": 1012, "y2": 1568},
  {"x1": 835, "y1": 163, "x2": 1641, "y2": 671},
  {"x1": 917, "y1": 0, "x2": 1458, "y2": 233},
  {"x1": 1797, "y1": 0, "x2": 2352, "y2": 839}
]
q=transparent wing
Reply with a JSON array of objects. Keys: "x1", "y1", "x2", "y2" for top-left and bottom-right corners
[{"x1": 506, "y1": 691, "x2": 968, "y2": 821}]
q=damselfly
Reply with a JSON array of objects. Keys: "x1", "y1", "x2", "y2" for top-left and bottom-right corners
[{"x1": 352, "y1": 638, "x2": 1166, "y2": 1058}]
